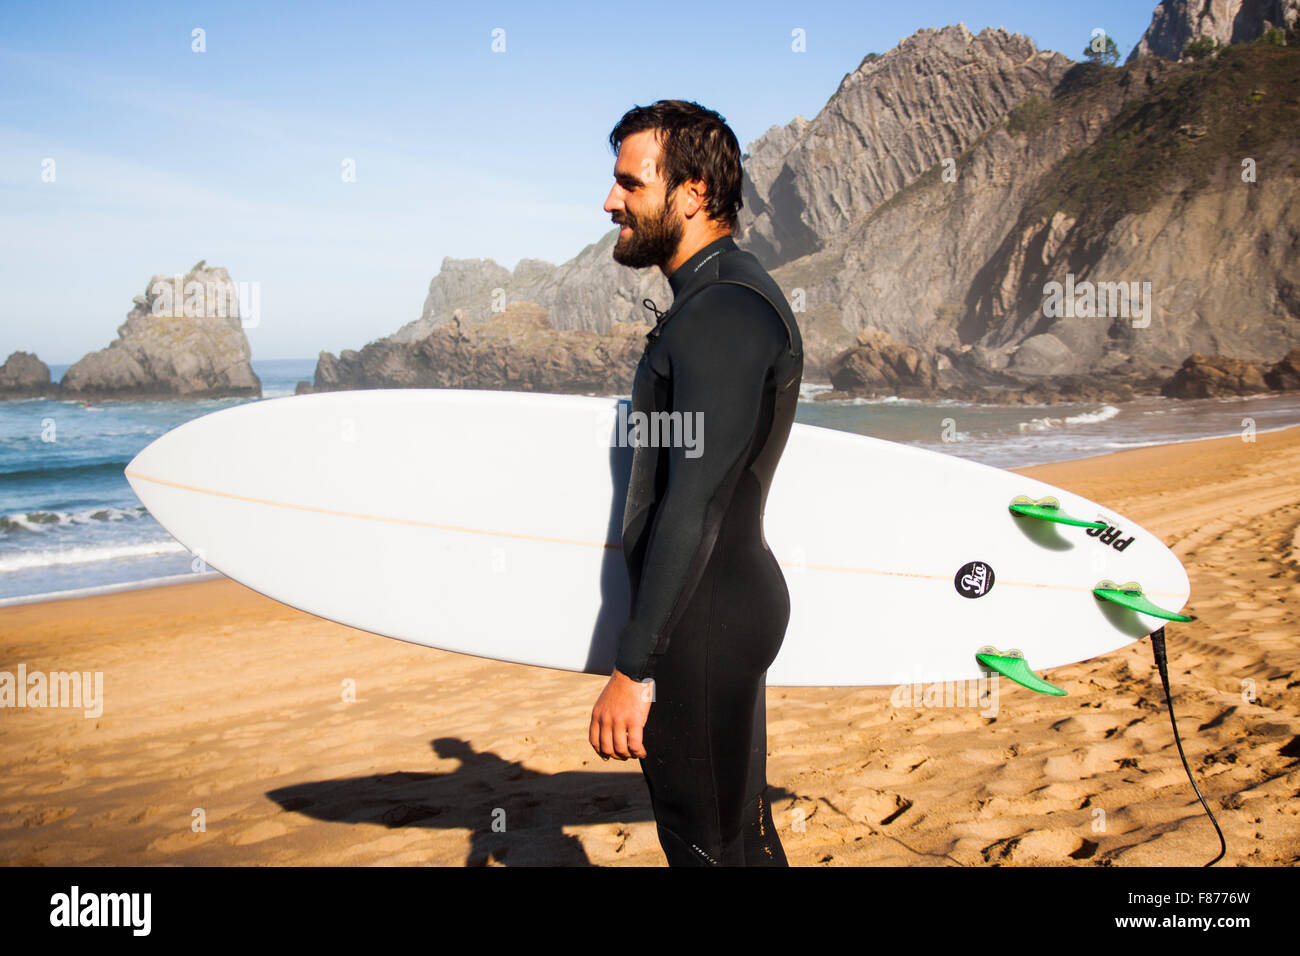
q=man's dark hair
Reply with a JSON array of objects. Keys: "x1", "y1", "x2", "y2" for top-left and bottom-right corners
[{"x1": 608, "y1": 100, "x2": 743, "y2": 232}]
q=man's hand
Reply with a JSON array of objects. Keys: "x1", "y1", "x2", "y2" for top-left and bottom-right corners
[{"x1": 589, "y1": 669, "x2": 653, "y2": 760}]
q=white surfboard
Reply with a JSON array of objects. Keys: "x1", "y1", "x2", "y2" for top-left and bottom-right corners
[{"x1": 124, "y1": 389, "x2": 1190, "y2": 687}]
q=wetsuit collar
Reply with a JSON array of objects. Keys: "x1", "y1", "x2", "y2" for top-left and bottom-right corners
[{"x1": 668, "y1": 234, "x2": 736, "y2": 297}]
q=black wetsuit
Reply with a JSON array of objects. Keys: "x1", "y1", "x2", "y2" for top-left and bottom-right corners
[{"x1": 615, "y1": 234, "x2": 803, "y2": 866}]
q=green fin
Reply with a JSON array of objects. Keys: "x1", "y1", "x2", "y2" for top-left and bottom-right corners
[
  {"x1": 1009, "y1": 495, "x2": 1107, "y2": 529},
  {"x1": 1094, "y1": 580, "x2": 1195, "y2": 622},
  {"x1": 975, "y1": 646, "x2": 1067, "y2": 696}
]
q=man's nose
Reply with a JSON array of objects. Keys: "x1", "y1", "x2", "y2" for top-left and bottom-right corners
[{"x1": 603, "y1": 187, "x2": 623, "y2": 213}]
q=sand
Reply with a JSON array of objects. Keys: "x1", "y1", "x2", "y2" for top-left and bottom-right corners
[{"x1": 2, "y1": 426, "x2": 1298, "y2": 866}]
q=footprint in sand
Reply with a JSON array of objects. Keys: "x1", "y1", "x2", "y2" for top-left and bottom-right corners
[
  {"x1": 981, "y1": 828, "x2": 1097, "y2": 864},
  {"x1": 128, "y1": 804, "x2": 174, "y2": 825},
  {"x1": 231, "y1": 819, "x2": 291, "y2": 845},
  {"x1": 19, "y1": 804, "x2": 76, "y2": 827}
]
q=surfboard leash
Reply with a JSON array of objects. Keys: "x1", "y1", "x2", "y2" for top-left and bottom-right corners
[{"x1": 1149, "y1": 625, "x2": 1227, "y2": 866}]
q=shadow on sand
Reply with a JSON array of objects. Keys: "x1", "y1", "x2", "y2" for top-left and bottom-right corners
[{"x1": 268, "y1": 736, "x2": 796, "y2": 866}]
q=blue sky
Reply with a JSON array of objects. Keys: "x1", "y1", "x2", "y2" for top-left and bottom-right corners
[{"x1": 1, "y1": 1, "x2": 1156, "y2": 363}]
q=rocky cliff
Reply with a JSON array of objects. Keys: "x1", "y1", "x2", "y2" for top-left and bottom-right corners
[
  {"x1": 299, "y1": 302, "x2": 647, "y2": 396},
  {"x1": 387, "y1": 228, "x2": 673, "y2": 346},
  {"x1": 1128, "y1": 0, "x2": 1299, "y2": 62},
  {"x1": 772, "y1": 41, "x2": 1300, "y2": 392},
  {"x1": 61, "y1": 261, "x2": 260, "y2": 400},
  {"x1": 740, "y1": 26, "x2": 1073, "y2": 267}
]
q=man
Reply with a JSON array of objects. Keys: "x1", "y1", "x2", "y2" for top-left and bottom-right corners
[{"x1": 588, "y1": 100, "x2": 804, "y2": 866}]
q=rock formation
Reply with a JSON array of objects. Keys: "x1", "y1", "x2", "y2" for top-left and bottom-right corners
[
  {"x1": 827, "y1": 327, "x2": 939, "y2": 399},
  {"x1": 0, "y1": 351, "x2": 56, "y2": 398},
  {"x1": 61, "y1": 261, "x2": 260, "y2": 400},
  {"x1": 1161, "y1": 352, "x2": 1270, "y2": 397},
  {"x1": 1264, "y1": 347, "x2": 1300, "y2": 390},
  {"x1": 740, "y1": 26, "x2": 1073, "y2": 266},
  {"x1": 390, "y1": 230, "x2": 672, "y2": 345},
  {"x1": 298, "y1": 302, "x2": 647, "y2": 396},
  {"x1": 1160, "y1": 348, "x2": 1300, "y2": 397},
  {"x1": 1127, "y1": 0, "x2": 1299, "y2": 62}
]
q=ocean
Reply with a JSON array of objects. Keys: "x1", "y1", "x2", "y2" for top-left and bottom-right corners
[{"x1": 2, "y1": 358, "x2": 1297, "y2": 605}]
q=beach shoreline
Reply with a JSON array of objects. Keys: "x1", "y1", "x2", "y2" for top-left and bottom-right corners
[{"x1": 2, "y1": 426, "x2": 1298, "y2": 866}]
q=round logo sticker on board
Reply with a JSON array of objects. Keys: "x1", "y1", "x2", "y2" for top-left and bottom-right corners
[{"x1": 954, "y1": 560, "x2": 995, "y2": 598}]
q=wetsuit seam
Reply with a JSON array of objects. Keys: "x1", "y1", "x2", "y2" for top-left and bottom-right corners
[
  {"x1": 644, "y1": 475, "x2": 733, "y2": 662},
  {"x1": 703, "y1": 534, "x2": 722, "y2": 865}
]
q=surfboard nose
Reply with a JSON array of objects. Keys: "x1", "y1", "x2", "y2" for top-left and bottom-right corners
[{"x1": 124, "y1": 433, "x2": 172, "y2": 509}]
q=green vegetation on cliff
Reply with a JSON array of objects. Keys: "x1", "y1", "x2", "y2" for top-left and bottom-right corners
[{"x1": 1023, "y1": 44, "x2": 1300, "y2": 231}]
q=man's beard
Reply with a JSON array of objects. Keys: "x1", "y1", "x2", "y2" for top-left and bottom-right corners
[{"x1": 611, "y1": 192, "x2": 684, "y2": 270}]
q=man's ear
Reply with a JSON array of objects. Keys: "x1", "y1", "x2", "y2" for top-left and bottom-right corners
[{"x1": 681, "y1": 178, "x2": 710, "y2": 217}]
